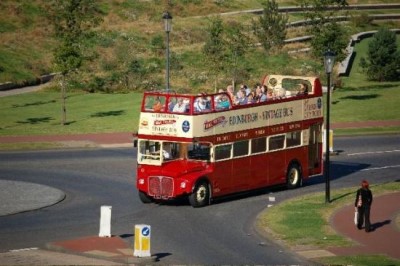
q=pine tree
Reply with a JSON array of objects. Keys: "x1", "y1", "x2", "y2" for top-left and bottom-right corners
[
  {"x1": 252, "y1": 0, "x2": 288, "y2": 54},
  {"x1": 299, "y1": 0, "x2": 348, "y2": 62},
  {"x1": 203, "y1": 16, "x2": 227, "y2": 91},
  {"x1": 360, "y1": 28, "x2": 400, "y2": 81}
]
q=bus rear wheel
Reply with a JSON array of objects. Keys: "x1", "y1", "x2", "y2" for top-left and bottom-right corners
[
  {"x1": 189, "y1": 181, "x2": 210, "y2": 208},
  {"x1": 287, "y1": 163, "x2": 301, "y2": 189},
  {"x1": 139, "y1": 191, "x2": 153, "y2": 204}
]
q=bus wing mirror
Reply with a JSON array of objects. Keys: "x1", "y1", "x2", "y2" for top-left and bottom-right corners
[{"x1": 132, "y1": 132, "x2": 138, "y2": 148}]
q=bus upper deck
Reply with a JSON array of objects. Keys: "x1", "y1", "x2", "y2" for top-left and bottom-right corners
[
  {"x1": 137, "y1": 75, "x2": 323, "y2": 141},
  {"x1": 141, "y1": 75, "x2": 321, "y2": 114}
]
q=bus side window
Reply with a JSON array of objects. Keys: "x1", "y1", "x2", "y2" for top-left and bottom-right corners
[
  {"x1": 251, "y1": 137, "x2": 267, "y2": 154},
  {"x1": 269, "y1": 135, "x2": 285, "y2": 151},
  {"x1": 215, "y1": 144, "x2": 232, "y2": 160},
  {"x1": 286, "y1": 131, "x2": 301, "y2": 147},
  {"x1": 233, "y1": 140, "x2": 249, "y2": 157},
  {"x1": 188, "y1": 143, "x2": 210, "y2": 160},
  {"x1": 145, "y1": 95, "x2": 166, "y2": 112}
]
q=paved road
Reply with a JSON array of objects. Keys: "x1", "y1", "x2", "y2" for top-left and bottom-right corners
[{"x1": 0, "y1": 135, "x2": 399, "y2": 265}]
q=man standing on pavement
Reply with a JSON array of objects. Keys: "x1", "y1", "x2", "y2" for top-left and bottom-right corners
[{"x1": 355, "y1": 180, "x2": 373, "y2": 232}]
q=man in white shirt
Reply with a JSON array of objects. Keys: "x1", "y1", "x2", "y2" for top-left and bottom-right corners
[{"x1": 173, "y1": 98, "x2": 187, "y2": 113}]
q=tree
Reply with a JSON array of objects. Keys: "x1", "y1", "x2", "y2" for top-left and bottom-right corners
[
  {"x1": 310, "y1": 21, "x2": 348, "y2": 63},
  {"x1": 252, "y1": 0, "x2": 288, "y2": 54},
  {"x1": 299, "y1": 0, "x2": 349, "y2": 62},
  {"x1": 202, "y1": 16, "x2": 227, "y2": 91},
  {"x1": 225, "y1": 21, "x2": 251, "y2": 88},
  {"x1": 47, "y1": 0, "x2": 103, "y2": 125},
  {"x1": 203, "y1": 17, "x2": 251, "y2": 91},
  {"x1": 360, "y1": 28, "x2": 400, "y2": 81}
]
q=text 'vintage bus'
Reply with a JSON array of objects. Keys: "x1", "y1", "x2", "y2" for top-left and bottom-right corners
[{"x1": 135, "y1": 75, "x2": 324, "y2": 207}]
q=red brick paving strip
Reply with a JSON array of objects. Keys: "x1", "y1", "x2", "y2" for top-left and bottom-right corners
[
  {"x1": 50, "y1": 236, "x2": 129, "y2": 254},
  {"x1": 0, "y1": 132, "x2": 133, "y2": 145},
  {"x1": 328, "y1": 192, "x2": 400, "y2": 260},
  {"x1": 332, "y1": 120, "x2": 400, "y2": 129}
]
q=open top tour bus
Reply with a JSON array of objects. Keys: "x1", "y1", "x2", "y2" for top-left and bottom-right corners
[{"x1": 135, "y1": 74, "x2": 324, "y2": 207}]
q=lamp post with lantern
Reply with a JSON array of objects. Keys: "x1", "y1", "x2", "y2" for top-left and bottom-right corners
[
  {"x1": 162, "y1": 11, "x2": 172, "y2": 92},
  {"x1": 323, "y1": 50, "x2": 336, "y2": 204}
]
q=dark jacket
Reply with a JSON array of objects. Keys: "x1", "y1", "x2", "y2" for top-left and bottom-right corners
[{"x1": 355, "y1": 188, "x2": 373, "y2": 207}]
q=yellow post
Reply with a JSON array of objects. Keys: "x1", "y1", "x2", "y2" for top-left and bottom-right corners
[
  {"x1": 133, "y1": 224, "x2": 151, "y2": 257},
  {"x1": 329, "y1": 129, "x2": 333, "y2": 153}
]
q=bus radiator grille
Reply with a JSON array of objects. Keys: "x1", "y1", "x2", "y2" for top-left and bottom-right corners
[{"x1": 149, "y1": 176, "x2": 174, "y2": 199}]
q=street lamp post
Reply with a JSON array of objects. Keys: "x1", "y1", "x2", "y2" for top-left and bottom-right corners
[
  {"x1": 323, "y1": 50, "x2": 336, "y2": 204},
  {"x1": 163, "y1": 11, "x2": 172, "y2": 92}
]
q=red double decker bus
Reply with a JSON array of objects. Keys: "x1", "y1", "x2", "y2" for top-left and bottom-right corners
[{"x1": 135, "y1": 75, "x2": 324, "y2": 207}]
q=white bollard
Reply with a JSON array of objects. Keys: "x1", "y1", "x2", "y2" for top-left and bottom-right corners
[
  {"x1": 99, "y1": 206, "x2": 112, "y2": 237},
  {"x1": 323, "y1": 129, "x2": 334, "y2": 153}
]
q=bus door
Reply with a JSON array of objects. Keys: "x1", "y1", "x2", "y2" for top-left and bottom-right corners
[
  {"x1": 212, "y1": 143, "x2": 249, "y2": 195},
  {"x1": 308, "y1": 124, "x2": 322, "y2": 175},
  {"x1": 267, "y1": 135, "x2": 287, "y2": 185},
  {"x1": 249, "y1": 137, "x2": 268, "y2": 189},
  {"x1": 231, "y1": 140, "x2": 251, "y2": 191},
  {"x1": 211, "y1": 144, "x2": 234, "y2": 195}
]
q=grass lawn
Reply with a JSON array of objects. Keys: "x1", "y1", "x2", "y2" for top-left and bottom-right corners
[
  {"x1": 257, "y1": 181, "x2": 400, "y2": 266},
  {"x1": 0, "y1": 91, "x2": 141, "y2": 136},
  {"x1": 332, "y1": 35, "x2": 400, "y2": 124}
]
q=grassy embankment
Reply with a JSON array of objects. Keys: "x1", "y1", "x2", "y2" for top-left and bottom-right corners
[
  {"x1": 0, "y1": 1, "x2": 400, "y2": 151},
  {"x1": 1, "y1": 35, "x2": 400, "y2": 150}
]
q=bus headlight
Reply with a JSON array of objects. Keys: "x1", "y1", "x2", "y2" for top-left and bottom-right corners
[{"x1": 138, "y1": 179, "x2": 145, "y2": 185}]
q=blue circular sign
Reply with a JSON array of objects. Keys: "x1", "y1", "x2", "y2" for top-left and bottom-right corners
[
  {"x1": 141, "y1": 226, "x2": 150, "y2": 237},
  {"x1": 182, "y1": 120, "x2": 190, "y2": 133},
  {"x1": 317, "y1": 98, "x2": 322, "y2": 109}
]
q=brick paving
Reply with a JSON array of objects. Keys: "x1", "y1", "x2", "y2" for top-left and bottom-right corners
[{"x1": 328, "y1": 192, "x2": 400, "y2": 260}]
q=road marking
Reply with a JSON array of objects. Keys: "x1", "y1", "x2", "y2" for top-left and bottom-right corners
[
  {"x1": 360, "y1": 165, "x2": 400, "y2": 172},
  {"x1": 347, "y1": 149, "x2": 400, "y2": 156},
  {"x1": 10, "y1": 247, "x2": 39, "y2": 252}
]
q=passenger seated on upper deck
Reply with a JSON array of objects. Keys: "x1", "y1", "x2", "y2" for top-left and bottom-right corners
[
  {"x1": 234, "y1": 89, "x2": 247, "y2": 105},
  {"x1": 247, "y1": 92, "x2": 256, "y2": 104},
  {"x1": 172, "y1": 98, "x2": 187, "y2": 113},
  {"x1": 266, "y1": 89, "x2": 274, "y2": 100},
  {"x1": 297, "y1": 83, "x2": 309, "y2": 96},
  {"x1": 255, "y1": 86, "x2": 267, "y2": 102},
  {"x1": 153, "y1": 97, "x2": 164, "y2": 112},
  {"x1": 275, "y1": 87, "x2": 286, "y2": 99},
  {"x1": 226, "y1": 85, "x2": 235, "y2": 102},
  {"x1": 215, "y1": 94, "x2": 231, "y2": 110},
  {"x1": 168, "y1": 100, "x2": 175, "y2": 112},
  {"x1": 194, "y1": 95, "x2": 211, "y2": 113}
]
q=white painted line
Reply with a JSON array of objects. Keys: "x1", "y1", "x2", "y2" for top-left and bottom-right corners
[
  {"x1": 347, "y1": 149, "x2": 400, "y2": 156},
  {"x1": 360, "y1": 165, "x2": 400, "y2": 172},
  {"x1": 10, "y1": 247, "x2": 39, "y2": 252}
]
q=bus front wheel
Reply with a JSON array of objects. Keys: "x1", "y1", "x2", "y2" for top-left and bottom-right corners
[
  {"x1": 287, "y1": 163, "x2": 302, "y2": 189},
  {"x1": 189, "y1": 181, "x2": 210, "y2": 208},
  {"x1": 139, "y1": 191, "x2": 153, "y2": 204}
]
